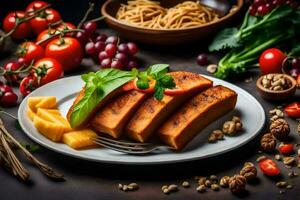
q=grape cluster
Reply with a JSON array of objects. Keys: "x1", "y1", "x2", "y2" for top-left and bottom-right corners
[
  {"x1": 0, "y1": 82, "x2": 18, "y2": 106},
  {"x1": 76, "y1": 21, "x2": 139, "y2": 70},
  {"x1": 249, "y1": 0, "x2": 299, "y2": 16}
]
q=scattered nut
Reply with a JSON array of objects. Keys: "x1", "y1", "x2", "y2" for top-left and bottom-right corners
[
  {"x1": 275, "y1": 154, "x2": 281, "y2": 161},
  {"x1": 119, "y1": 183, "x2": 139, "y2": 192},
  {"x1": 118, "y1": 184, "x2": 123, "y2": 190},
  {"x1": 270, "y1": 119, "x2": 290, "y2": 140},
  {"x1": 276, "y1": 181, "x2": 288, "y2": 188},
  {"x1": 206, "y1": 64, "x2": 217, "y2": 74},
  {"x1": 198, "y1": 177, "x2": 206, "y2": 185},
  {"x1": 223, "y1": 116, "x2": 243, "y2": 136},
  {"x1": 261, "y1": 74, "x2": 291, "y2": 91},
  {"x1": 220, "y1": 176, "x2": 230, "y2": 188},
  {"x1": 182, "y1": 181, "x2": 190, "y2": 188},
  {"x1": 210, "y1": 175, "x2": 218, "y2": 181},
  {"x1": 122, "y1": 185, "x2": 128, "y2": 192},
  {"x1": 128, "y1": 183, "x2": 139, "y2": 190},
  {"x1": 229, "y1": 175, "x2": 247, "y2": 194},
  {"x1": 211, "y1": 184, "x2": 220, "y2": 191},
  {"x1": 260, "y1": 133, "x2": 276, "y2": 152},
  {"x1": 283, "y1": 157, "x2": 295, "y2": 165},
  {"x1": 196, "y1": 185, "x2": 206, "y2": 193},
  {"x1": 286, "y1": 184, "x2": 293, "y2": 189},
  {"x1": 168, "y1": 184, "x2": 178, "y2": 192},
  {"x1": 288, "y1": 171, "x2": 298, "y2": 178},
  {"x1": 205, "y1": 180, "x2": 212, "y2": 188},
  {"x1": 161, "y1": 185, "x2": 168, "y2": 191},
  {"x1": 240, "y1": 162, "x2": 257, "y2": 181},
  {"x1": 163, "y1": 188, "x2": 169, "y2": 194},
  {"x1": 208, "y1": 130, "x2": 224, "y2": 143}
]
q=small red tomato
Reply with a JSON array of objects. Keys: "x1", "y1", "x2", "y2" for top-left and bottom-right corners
[
  {"x1": 278, "y1": 143, "x2": 294, "y2": 155},
  {"x1": 36, "y1": 29, "x2": 58, "y2": 48},
  {"x1": 17, "y1": 42, "x2": 45, "y2": 65},
  {"x1": 45, "y1": 37, "x2": 83, "y2": 72},
  {"x1": 33, "y1": 58, "x2": 63, "y2": 85},
  {"x1": 56, "y1": 22, "x2": 76, "y2": 31},
  {"x1": 19, "y1": 76, "x2": 38, "y2": 96},
  {"x1": 26, "y1": 1, "x2": 49, "y2": 13},
  {"x1": 259, "y1": 158, "x2": 280, "y2": 176},
  {"x1": 3, "y1": 11, "x2": 32, "y2": 40},
  {"x1": 0, "y1": 85, "x2": 13, "y2": 94},
  {"x1": 0, "y1": 92, "x2": 18, "y2": 106},
  {"x1": 284, "y1": 102, "x2": 300, "y2": 118},
  {"x1": 3, "y1": 61, "x2": 22, "y2": 84},
  {"x1": 29, "y1": 8, "x2": 61, "y2": 35},
  {"x1": 259, "y1": 48, "x2": 286, "y2": 74}
]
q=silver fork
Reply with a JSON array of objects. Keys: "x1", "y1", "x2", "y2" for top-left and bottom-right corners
[{"x1": 91, "y1": 135, "x2": 174, "y2": 154}]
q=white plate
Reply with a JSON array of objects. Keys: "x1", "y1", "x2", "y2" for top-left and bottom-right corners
[{"x1": 18, "y1": 75, "x2": 265, "y2": 165}]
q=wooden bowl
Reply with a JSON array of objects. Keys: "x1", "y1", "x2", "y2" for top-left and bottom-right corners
[
  {"x1": 101, "y1": 0, "x2": 244, "y2": 45},
  {"x1": 256, "y1": 74, "x2": 297, "y2": 101}
]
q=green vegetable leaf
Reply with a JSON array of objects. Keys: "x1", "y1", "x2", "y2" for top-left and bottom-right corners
[
  {"x1": 147, "y1": 64, "x2": 169, "y2": 75},
  {"x1": 136, "y1": 78, "x2": 149, "y2": 89},
  {"x1": 160, "y1": 74, "x2": 175, "y2": 89},
  {"x1": 70, "y1": 69, "x2": 135, "y2": 128},
  {"x1": 154, "y1": 80, "x2": 165, "y2": 101},
  {"x1": 208, "y1": 28, "x2": 240, "y2": 51}
]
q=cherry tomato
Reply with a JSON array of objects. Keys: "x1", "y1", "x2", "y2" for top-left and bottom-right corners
[
  {"x1": 0, "y1": 92, "x2": 18, "y2": 106},
  {"x1": 3, "y1": 61, "x2": 22, "y2": 84},
  {"x1": 26, "y1": 1, "x2": 49, "y2": 13},
  {"x1": 3, "y1": 11, "x2": 32, "y2": 40},
  {"x1": 36, "y1": 29, "x2": 58, "y2": 48},
  {"x1": 56, "y1": 22, "x2": 76, "y2": 31},
  {"x1": 17, "y1": 42, "x2": 45, "y2": 65},
  {"x1": 284, "y1": 102, "x2": 300, "y2": 118},
  {"x1": 0, "y1": 85, "x2": 13, "y2": 94},
  {"x1": 29, "y1": 8, "x2": 61, "y2": 35},
  {"x1": 259, "y1": 48, "x2": 286, "y2": 74},
  {"x1": 45, "y1": 37, "x2": 83, "y2": 72},
  {"x1": 278, "y1": 143, "x2": 294, "y2": 155},
  {"x1": 33, "y1": 58, "x2": 63, "y2": 85},
  {"x1": 19, "y1": 76, "x2": 38, "y2": 96},
  {"x1": 259, "y1": 158, "x2": 280, "y2": 176}
]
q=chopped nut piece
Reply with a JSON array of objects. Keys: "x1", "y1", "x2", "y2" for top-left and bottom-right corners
[
  {"x1": 210, "y1": 175, "x2": 218, "y2": 180},
  {"x1": 206, "y1": 64, "x2": 217, "y2": 74},
  {"x1": 162, "y1": 185, "x2": 168, "y2": 191},
  {"x1": 286, "y1": 184, "x2": 293, "y2": 189},
  {"x1": 223, "y1": 116, "x2": 243, "y2": 136},
  {"x1": 205, "y1": 180, "x2": 212, "y2": 187},
  {"x1": 196, "y1": 185, "x2": 206, "y2": 193},
  {"x1": 128, "y1": 183, "x2": 139, "y2": 190},
  {"x1": 261, "y1": 74, "x2": 291, "y2": 91},
  {"x1": 182, "y1": 181, "x2": 190, "y2": 188},
  {"x1": 283, "y1": 157, "x2": 295, "y2": 165},
  {"x1": 270, "y1": 119, "x2": 290, "y2": 140},
  {"x1": 260, "y1": 133, "x2": 276, "y2": 152},
  {"x1": 220, "y1": 176, "x2": 230, "y2": 188},
  {"x1": 229, "y1": 175, "x2": 246, "y2": 194},
  {"x1": 208, "y1": 134, "x2": 217, "y2": 143},
  {"x1": 168, "y1": 184, "x2": 178, "y2": 192},
  {"x1": 275, "y1": 154, "x2": 281, "y2": 161},
  {"x1": 198, "y1": 177, "x2": 206, "y2": 185},
  {"x1": 211, "y1": 184, "x2": 220, "y2": 191},
  {"x1": 276, "y1": 181, "x2": 288, "y2": 188},
  {"x1": 288, "y1": 171, "x2": 298, "y2": 178},
  {"x1": 163, "y1": 188, "x2": 169, "y2": 194},
  {"x1": 122, "y1": 185, "x2": 128, "y2": 192},
  {"x1": 118, "y1": 184, "x2": 123, "y2": 190},
  {"x1": 240, "y1": 162, "x2": 257, "y2": 181}
]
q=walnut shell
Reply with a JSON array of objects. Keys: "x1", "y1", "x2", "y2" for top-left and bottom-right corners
[
  {"x1": 240, "y1": 162, "x2": 257, "y2": 181},
  {"x1": 260, "y1": 133, "x2": 276, "y2": 152},
  {"x1": 270, "y1": 119, "x2": 290, "y2": 140},
  {"x1": 229, "y1": 175, "x2": 246, "y2": 194}
]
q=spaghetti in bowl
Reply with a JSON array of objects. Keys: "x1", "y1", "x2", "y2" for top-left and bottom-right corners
[{"x1": 101, "y1": 0, "x2": 243, "y2": 45}]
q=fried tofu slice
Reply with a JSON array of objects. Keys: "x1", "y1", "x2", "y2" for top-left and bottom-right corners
[
  {"x1": 158, "y1": 85, "x2": 237, "y2": 150},
  {"x1": 126, "y1": 72, "x2": 213, "y2": 142},
  {"x1": 91, "y1": 90, "x2": 148, "y2": 139}
]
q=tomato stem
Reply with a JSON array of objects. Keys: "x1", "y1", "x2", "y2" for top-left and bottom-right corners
[
  {"x1": 77, "y1": 2, "x2": 95, "y2": 29},
  {"x1": 36, "y1": 29, "x2": 83, "y2": 45}
]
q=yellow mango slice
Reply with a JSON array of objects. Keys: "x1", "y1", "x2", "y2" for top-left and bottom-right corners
[
  {"x1": 28, "y1": 97, "x2": 45, "y2": 112},
  {"x1": 35, "y1": 96, "x2": 57, "y2": 110},
  {"x1": 63, "y1": 129, "x2": 97, "y2": 149},
  {"x1": 36, "y1": 108, "x2": 72, "y2": 132},
  {"x1": 27, "y1": 107, "x2": 37, "y2": 121},
  {"x1": 33, "y1": 115, "x2": 65, "y2": 142}
]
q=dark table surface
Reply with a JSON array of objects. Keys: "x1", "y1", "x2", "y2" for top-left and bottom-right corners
[{"x1": 1, "y1": 1, "x2": 300, "y2": 200}]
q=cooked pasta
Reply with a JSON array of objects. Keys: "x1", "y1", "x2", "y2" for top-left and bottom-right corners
[{"x1": 116, "y1": 0, "x2": 219, "y2": 29}]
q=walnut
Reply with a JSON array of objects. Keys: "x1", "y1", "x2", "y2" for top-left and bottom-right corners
[
  {"x1": 208, "y1": 130, "x2": 224, "y2": 143},
  {"x1": 260, "y1": 133, "x2": 276, "y2": 152},
  {"x1": 240, "y1": 162, "x2": 257, "y2": 181},
  {"x1": 229, "y1": 175, "x2": 247, "y2": 194},
  {"x1": 223, "y1": 116, "x2": 243, "y2": 136},
  {"x1": 270, "y1": 119, "x2": 290, "y2": 140},
  {"x1": 220, "y1": 176, "x2": 230, "y2": 188}
]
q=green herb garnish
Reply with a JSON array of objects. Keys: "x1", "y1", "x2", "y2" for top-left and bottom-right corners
[
  {"x1": 70, "y1": 64, "x2": 175, "y2": 128},
  {"x1": 209, "y1": 5, "x2": 300, "y2": 79},
  {"x1": 20, "y1": 142, "x2": 40, "y2": 153}
]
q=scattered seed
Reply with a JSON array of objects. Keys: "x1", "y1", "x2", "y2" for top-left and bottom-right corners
[
  {"x1": 288, "y1": 171, "x2": 298, "y2": 178},
  {"x1": 196, "y1": 185, "x2": 206, "y2": 193},
  {"x1": 256, "y1": 155, "x2": 266, "y2": 162},
  {"x1": 128, "y1": 183, "x2": 139, "y2": 190},
  {"x1": 168, "y1": 184, "x2": 178, "y2": 192},
  {"x1": 286, "y1": 184, "x2": 293, "y2": 189},
  {"x1": 276, "y1": 181, "x2": 288, "y2": 188},
  {"x1": 122, "y1": 185, "x2": 128, "y2": 192},
  {"x1": 163, "y1": 188, "x2": 169, "y2": 194},
  {"x1": 182, "y1": 181, "x2": 190, "y2": 188},
  {"x1": 162, "y1": 185, "x2": 168, "y2": 191},
  {"x1": 275, "y1": 154, "x2": 281, "y2": 161},
  {"x1": 205, "y1": 180, "x2": 212, "y2": 187},
  {"x1": 118, "y1": 184, "x2": 123, "y2": 190},
  {"x1": 211, "y1": 184, "x2": 220, "y2": 191},
  {"x1": 206, "y1": 64, "x2": 217, "y2": 74}
]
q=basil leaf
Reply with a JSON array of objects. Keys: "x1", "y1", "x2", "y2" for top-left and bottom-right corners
[
  {"x1": 160, "y1": 75, "x2": 175, "y2": 89},
  {"x1": 147, "y1": 64, "x2": 169, "y2": 75},
  {"x1": 154, "y1": 80, "x2": 164, "y2": 101},
  {"x1": 70, "y1": 69, "x2": 135, "y2": 127}
]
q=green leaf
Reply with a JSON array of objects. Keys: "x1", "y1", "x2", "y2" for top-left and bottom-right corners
[
  {"x1": 154, "y1": 80, "x2": 164, "y2": 101},
  {"x1": 20, "y1": 142, "x2": 40, "y2": 153},
  {"x1": 70, "y1": 69, "x2": 135, "y2": 128},
  {"x1": 160, "y1": 75, "x2": 175, "y2": 89},
  {"x1": 208, "y1": 28, "x2": 240, "y2": 51},
  {"x1": 136, "y1": 78, "x2": 149, "y2": 89},
  {"x1": 147, "y1": 64, "x2": 169, "y2": 75}
]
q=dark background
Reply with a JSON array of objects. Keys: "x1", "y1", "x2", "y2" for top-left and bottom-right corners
[{"x1": 0, "y1": 0, "x2": 300, "y2": 200}]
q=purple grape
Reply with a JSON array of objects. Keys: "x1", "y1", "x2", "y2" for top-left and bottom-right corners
[
  {"x1": 289, "y1": 68, "x2": 300, "y2": 77},
  {"x1": 127, "y1": 42, "x2": 138, "y2": 55},
  {"x1": 96, "y1": 34, "x2": 107, "y2": 42},
  {"x1": 115, "y1": 53, "x2": 128, "y2": 65},
  {"x1": 291, "y1": 58, "x2": 300, "y2": 69},
  {"x1": 76, "y1": 31, "x2": 88, "y2": 45},
  {"x1": 85, "y1": 42, "x2": 96, "y2": 55},
  {"x1": 98, "y1": 51, "x2": 109, "y2": 61},
  {"x1": 105, "y1": 43, "x2": 117, "y2": 57},
  {"x1": 118, "y1": 43, "x2": 129, "y2": 54},
  {"x1": 105, "y1": 36, "x2": 119, "y2": 44},
  {"x1": 126, "y1": 60, "x2": 138, "y2": 70},
  {"x1": 83, "y1": 21, "x2": 97, "y2": 36},
  {"x1": 196, "y1": 53, "x2": 209, "y2": 66},
  {"x1": 111, "y1": 59, "x2": 124, "y2": 69},
  {"x1": 101, "y1": 58, "x2": 112, "y2": 68},
  {"x1": 94, "y1": 41, "x2": 105, "y2": 53}
]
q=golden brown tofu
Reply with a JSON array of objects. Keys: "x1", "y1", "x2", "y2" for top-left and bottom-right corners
[
  {"x1": 158, "y1": 85, "x2": 237, "y2": 150},
  {"x1": 126, "y1": 71, "x2": 213, "y2": 142},
  {"x1": 67, "y1": 86, "x2": 127, "y2": 128},
  {"x1": 91, "y1": 90, "x2": 148, "y2": 138}
]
